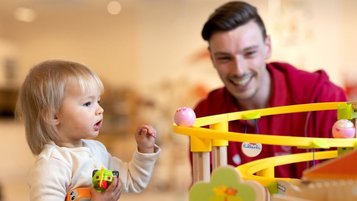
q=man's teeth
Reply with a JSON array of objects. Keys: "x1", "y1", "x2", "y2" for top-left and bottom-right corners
[{"x1": 231, "y1": 75, "x2": 251, "y2": 85}]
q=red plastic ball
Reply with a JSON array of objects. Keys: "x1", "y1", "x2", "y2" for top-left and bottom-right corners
[
  {"x1": 332, "y1": 119, "x2": 356, "y2": 138},
  {"x1": 174, "y1": 107, "x2": 196, "y2": 126}
]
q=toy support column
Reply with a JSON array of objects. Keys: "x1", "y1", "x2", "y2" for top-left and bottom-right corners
[
  {"x1": 352, "y1": 102, "x2": 357, "y2": 137},
  {"x1": 210, "y1": 122, "x2": 228, "y2": 170},
  {"x1": 336, "y1": 102, "x2": 357, "y2": 155},
  {"x1": 191, "y1": 136, "x2": 212, "y2": 183}
]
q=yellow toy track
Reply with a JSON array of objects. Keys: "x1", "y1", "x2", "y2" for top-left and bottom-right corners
[{"x1": 173, "y1": 102, "x2": 357, "y2": 193}]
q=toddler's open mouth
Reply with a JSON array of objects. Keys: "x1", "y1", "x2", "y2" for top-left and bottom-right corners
[{"x1": 94, "y1": 120, "x2": 102, "y2": 131}]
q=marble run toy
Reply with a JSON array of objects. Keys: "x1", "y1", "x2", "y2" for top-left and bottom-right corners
[{"x1": 173, "y1": 102, "x2": 357, "y2": 200}]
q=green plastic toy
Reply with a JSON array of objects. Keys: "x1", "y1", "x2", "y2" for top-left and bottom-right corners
[{"x1": 92, "y1": 167, "x2": 119, "y2": 192}]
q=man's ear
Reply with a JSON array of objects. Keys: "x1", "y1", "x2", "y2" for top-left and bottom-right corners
[
  {"x1": 264, "y1": 35, "x2": 272, "y2": 60},
  {"x1": 208, "y1": 46, "x2": 212, "y2": 59},
  {"x1": 208, "y1": 46, "x2": 216, "y2": 68}
]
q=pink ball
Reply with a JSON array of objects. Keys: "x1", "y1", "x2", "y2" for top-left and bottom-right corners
[
  {"x1": 174, "y1": 107, "x2": 196, "y2": 126},
  {"x1": 332, "y1": 119, "x2": 356, "y2": 138}
]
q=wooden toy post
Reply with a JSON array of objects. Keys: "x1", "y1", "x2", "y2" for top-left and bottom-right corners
[
  {"x1": 191, "y1": 136, "x2": 211, "y2": 183},
  {"x1": 191, "y1": 121, "x2": 229, "y2": 184},
  {"x1": 210, "y1": 122, "x2": 228, "y2": 170}
]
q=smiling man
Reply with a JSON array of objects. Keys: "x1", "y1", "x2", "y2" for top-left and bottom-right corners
[{"x1": 192, "y1": 1, "x2": 347, "y2": 179}]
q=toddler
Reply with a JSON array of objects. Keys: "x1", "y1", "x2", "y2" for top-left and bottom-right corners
[{"x1": 16, "y1": 59, "x2": 161, "y2": 201}]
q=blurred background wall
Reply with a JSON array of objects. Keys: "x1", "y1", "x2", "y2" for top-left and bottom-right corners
[{"x1": 1, "y1": 0, "x2": 357, "y2": 200}]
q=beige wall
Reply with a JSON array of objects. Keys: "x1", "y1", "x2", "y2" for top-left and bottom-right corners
[{"x1": 1, "y1": 0, "x2": 356, "y2": 93}]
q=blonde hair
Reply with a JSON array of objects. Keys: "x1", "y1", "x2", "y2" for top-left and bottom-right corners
[{"x1": 16, "y1": 59, "x2": 104, "y2": 155}]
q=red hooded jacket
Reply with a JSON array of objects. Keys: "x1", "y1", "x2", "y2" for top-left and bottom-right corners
[{"x1": 193, "y1": 62, "x2": 347, "y2": 178}]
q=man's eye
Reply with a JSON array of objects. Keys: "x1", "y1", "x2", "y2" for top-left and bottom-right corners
[
  {"x1": 217, "y1": 57, "x2": 231, "y2": 62},
  {"x1": 83, "y1": 102, "x2": 91, "y2": 107},
  {"x1": 245, "y1": 51, "x2": 256, "y2": 57}
]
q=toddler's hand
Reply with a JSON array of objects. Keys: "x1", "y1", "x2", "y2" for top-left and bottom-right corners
[
  {"x1": 91, "y1": 176, "x2": 122, "y2": 201},
  {"x1": 135, "y1": 125, "x2": 156, "y2": 153}
]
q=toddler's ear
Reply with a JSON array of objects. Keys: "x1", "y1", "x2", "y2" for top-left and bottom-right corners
[
  {"x1": 40, "y1": 109, "x2": 60, "y2": 125},
  {"x1": 52, "y1": 115, "x2": 60, "y2": 125},
  {"x1": 44, "y1": 114, "x2": 60, "y2": 125}
]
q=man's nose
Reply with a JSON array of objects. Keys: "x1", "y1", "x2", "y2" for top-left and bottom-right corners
[{"x1": 233, "y1": 56, "x2": 246, "y2": 75}]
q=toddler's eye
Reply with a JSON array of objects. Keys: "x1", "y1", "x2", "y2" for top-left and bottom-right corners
[{"x1": 83, "y1": 102, "x2": 91, "y2": 107}]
